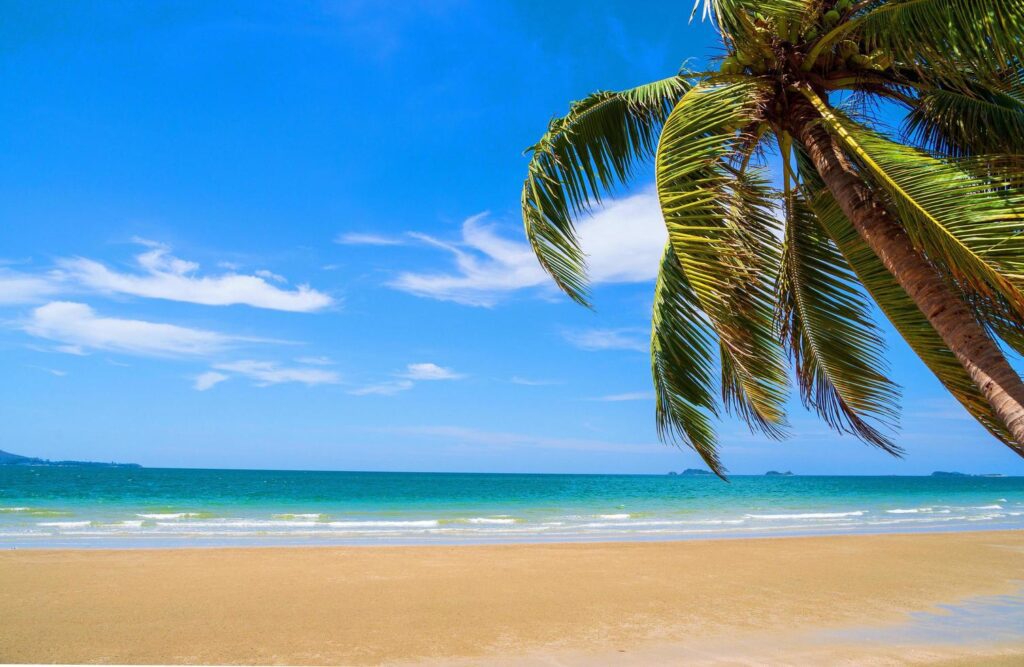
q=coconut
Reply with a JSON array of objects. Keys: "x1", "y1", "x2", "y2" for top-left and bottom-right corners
[
  {"x1": 838, "y1": 40, "x2": 859, "y2": 59},
  {"x1": 720, "y1": 57, "x2": 741, "y2": 74},
  {"x1": 869, "y1": 51, "x2": 893, "y2": 70},
  {"x1": 848, "y1": 53, "x2": 870, "y2": 68}
]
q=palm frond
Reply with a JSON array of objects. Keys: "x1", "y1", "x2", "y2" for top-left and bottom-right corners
[
  {"x1": 779, "y1": 189, "x2": 902, "y2": 453},
  {"x1": 796, "y1": 149, "x2": 1021, "y2": 450},
  {"x1": 905, "y1": 83, "x2": 1024, "y2": 157},
  {"x1": 656, "y1": 81, "x2": 788, "y2": 437},
  {"x1": 651, "y1": 244, "x2": 722, "y2": 475},
  {"x1": 961, "y1": 289, "x2": 1024, "y2": 358},
  {"x1": 855, "y1": 0, "x2": 1024, "y2": 89},
  {"x1": 806, "y1": 93, "x2": 1024, "y2": 325},
  {"x1": 521, "y1": 74, "x2": 691, "y2": 305},
  {"x1": 692, "y1": 0, "x2": 811, "y2": 42}
]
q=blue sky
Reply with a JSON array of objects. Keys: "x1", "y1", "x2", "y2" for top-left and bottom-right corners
[{"x1": 1, "y1": 0, "x2": 1022, "y2": 475}]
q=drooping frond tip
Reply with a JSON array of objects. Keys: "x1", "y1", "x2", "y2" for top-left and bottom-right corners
[
  {"x1": 779, "y1": 187, "x2": 902, "y2": 454},
  {"x1": 656, "y1": 81, "x2": 789, "y2": 443},
  {"x1": 521, "y1": 75, "x2": 690, "y2": 306},
  {"x1": 651, "y1": 244, "x2": 722, "y2": 476}
]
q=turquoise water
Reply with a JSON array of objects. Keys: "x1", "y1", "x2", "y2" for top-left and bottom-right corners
[{"x1": 1, "y1": 467, "x2": 1022, "y2": 547}]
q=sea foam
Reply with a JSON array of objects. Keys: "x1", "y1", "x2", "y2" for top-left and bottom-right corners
[
  {"x1": 136, "y1": 512, "x2": 208, "y2": 519},
  {"x1": 746, "y1": 511, "x2": 866, "y2": 520},
  {"x1": 327, "y1": 520, "x2": 439, "y2": 528}
]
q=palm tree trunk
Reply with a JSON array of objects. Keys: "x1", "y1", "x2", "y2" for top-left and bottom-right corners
[{"x1": 789, "y1": 95, "x2": 1024, "y2": 450}]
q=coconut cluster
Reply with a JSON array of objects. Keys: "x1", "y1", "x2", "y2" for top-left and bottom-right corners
[{"x1": 719, "y1": 2, "x2": 892, "y2": 76}]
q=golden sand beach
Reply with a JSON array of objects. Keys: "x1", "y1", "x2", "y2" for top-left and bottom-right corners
[{"x1": 2, "y1": 530, "x2": 1023, "y2": 665}]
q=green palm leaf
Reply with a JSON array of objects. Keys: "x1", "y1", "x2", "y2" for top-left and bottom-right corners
[
  {"x1": 692, "y1": 0, "x2": 811, "y2": 44},
  {"x1": 854, "y1": 0, "x2": 1024, "y2": 89},
  {"x1": 521, "y1": 74, "x2": 691, "y2": 305},
  {"x1": 779, "y1": 190, "x2": 902, "y2": 453},
  {"x1": 905, "y1": 83, "x2": 1024, "y2": 157},
  {"x1": 656, "y1": 81, "x2": 788, "y2": 436},
  {"x1": 807, "y1": 94, "x2": 1024, "y2": 324},
  {"x1": 651, "y1": 244, "x2": 722, "y2": 474},
  {"x1": 796, "y1": 150, "x2": 1021, "y2": 451}
]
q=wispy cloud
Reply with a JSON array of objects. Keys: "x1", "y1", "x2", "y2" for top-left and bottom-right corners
[
  {"x1": 401, "y1": 362, "x2": 464, "y2": 380},
  {"x1": 55, "y1": 240, "x2": 333, "y2": 312},
  {"x1": 0, "y1": 270, "x2": 60, "y2": 305},
  {"x1": 562, "y1": 327, "x2": 648, "y2": 353},
  {"x1": 24, "y1": 301, "x2": 242, "y2": 357},
  {"x1": 380, "y1": 425, "x2": 664, "y2": 454},
  {"x1": 388, "y1": 189, "x2": 666, "y2": 306},
  {"x1": 591, "y1": 392, "x2": 654, "y2": 402},
  {"x1": 349, "y1": 379, "x2": 415, "y2": 396},
  {"x1": 335, "y1": 232, "x2": 406, "y2": 246},
  {"x1": 194, "y1": 371, "x2": 229, "y2": 391},
  {"x1": 211, "y1": 360, "x2": 340, "y2": 387},
  {"x1": 27, "y1": 365, "x2": 67, "y2": 377},
  {"x1": 294, "y1": 355, "x2": 334, "y2": 366},
  {"x1": 254, "y1": 269, "x2": 287, "y2": 284},
  {"x1": 905, "y1": 398, "x2": 973, "y2": 422},
  {"x1": 350, "y1": 362, "x2": 464, "y2": 396}
]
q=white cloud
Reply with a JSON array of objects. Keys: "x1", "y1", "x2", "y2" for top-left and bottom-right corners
[
  {"x1": 401, "y1": 362, "x2": 464, "y2": 380},
  {"x1": 24, "y1": 301, "x2": 240, "y2": 357},
  {"x1": 562, "y1": 327, "x2": 648, "y2": 353},
  {"x1": 592, "y1": 391, "x2": 654, "y2": 402},
  {"x1": 295, "y1": 355, "x2": 334, "y2": 366},
  {"x1": 0, "y1": 270, "x2": 60, "y2": 305},
  {"x1": 389, "y1": 189, "x2": 666, "y2": 306},
  {"x1": 254, "y1": 269, "x2": 287, "y2": 284},
  {"x1": 348, "y1": 379, "x2": 415, "y2": 396},
  {"x1": 27, "y1": 366, "x2": 67, "y2": 377},
  {"x1": 335, "y1": 232, "x2": 406, "y2": 246},
  {"x1": 350, "y1": 362, "x2": 464, "y2": 396},
  {"x1": 194, "y1": 371, "x2": 229, "y2": 391},
  {"x1": 380, "y1": 425, "x2": 664, "y2": 454},
  {"x1": 212, "y1": 360, "x2": 340, "y2": 387},
  {"x1": 56, "y1": 241, "x2": 333, "y2": 312}
]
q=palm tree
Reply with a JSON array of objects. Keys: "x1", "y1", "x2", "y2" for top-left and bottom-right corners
[{"x1": 520, "y1": 0, "x2": 1024, "y2": 475}]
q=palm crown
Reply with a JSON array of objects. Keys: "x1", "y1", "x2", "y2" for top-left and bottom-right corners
[{"x1": 521, "y1": 0, "x2": 1024, "y2": 475}]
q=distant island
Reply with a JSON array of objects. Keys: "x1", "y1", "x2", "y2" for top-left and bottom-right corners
[
  {"x1": 0, "y1": 449, "x2": 140, "y2": 468},
  {"x1": 931, "y1": 471, "x2": 1004, "y2": 478},
  {"x1": 765, "y1": 471, "x2": 795, "y2": 477},
  {"x1": 669, "y1": 468, "x2": 713, "y2": 476}
]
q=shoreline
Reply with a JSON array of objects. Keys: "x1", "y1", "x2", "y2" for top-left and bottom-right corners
[
  {"x1": 3, "y1": 530, "x2": 1023, "y2": 664},
  {"x1": 3, "y1": 524, "x2": 1023, "y2": 551}
]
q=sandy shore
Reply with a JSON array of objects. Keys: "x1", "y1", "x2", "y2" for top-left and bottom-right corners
[{"x1": 2, "y1": 531, "x2": 1023, "y2": 665}]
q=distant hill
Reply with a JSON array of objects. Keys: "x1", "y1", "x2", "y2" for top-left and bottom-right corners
[
  {"x1": 0, "y1": 449, "x2": 140, "y2": 468},
  {"x1": 679, "y1": 468, "x2": 713, "y2": 476},
  {"x1": 765, "y1": 470, "x2": 794, "y2": 476},
  {"x1": 931, "y1": 471, "x2": 1003, "y2": 478}
]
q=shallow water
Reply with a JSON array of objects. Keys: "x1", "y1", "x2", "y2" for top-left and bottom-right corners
[
  {"x1": 828, "y1": 587, "x2": 1024, "y2": 646},
  {"x1": 1, "y1": 467, "x2": 1022, "y2": 547}
]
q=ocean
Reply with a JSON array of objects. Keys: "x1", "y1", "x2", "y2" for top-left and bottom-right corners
[{"x1": 1, "y1": 467, "x2": 1022, "y2": 548}]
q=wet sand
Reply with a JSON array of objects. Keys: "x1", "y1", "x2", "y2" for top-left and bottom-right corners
[{"x1": 2, "y1": 530, "x2": 1023, "y2": 664}]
